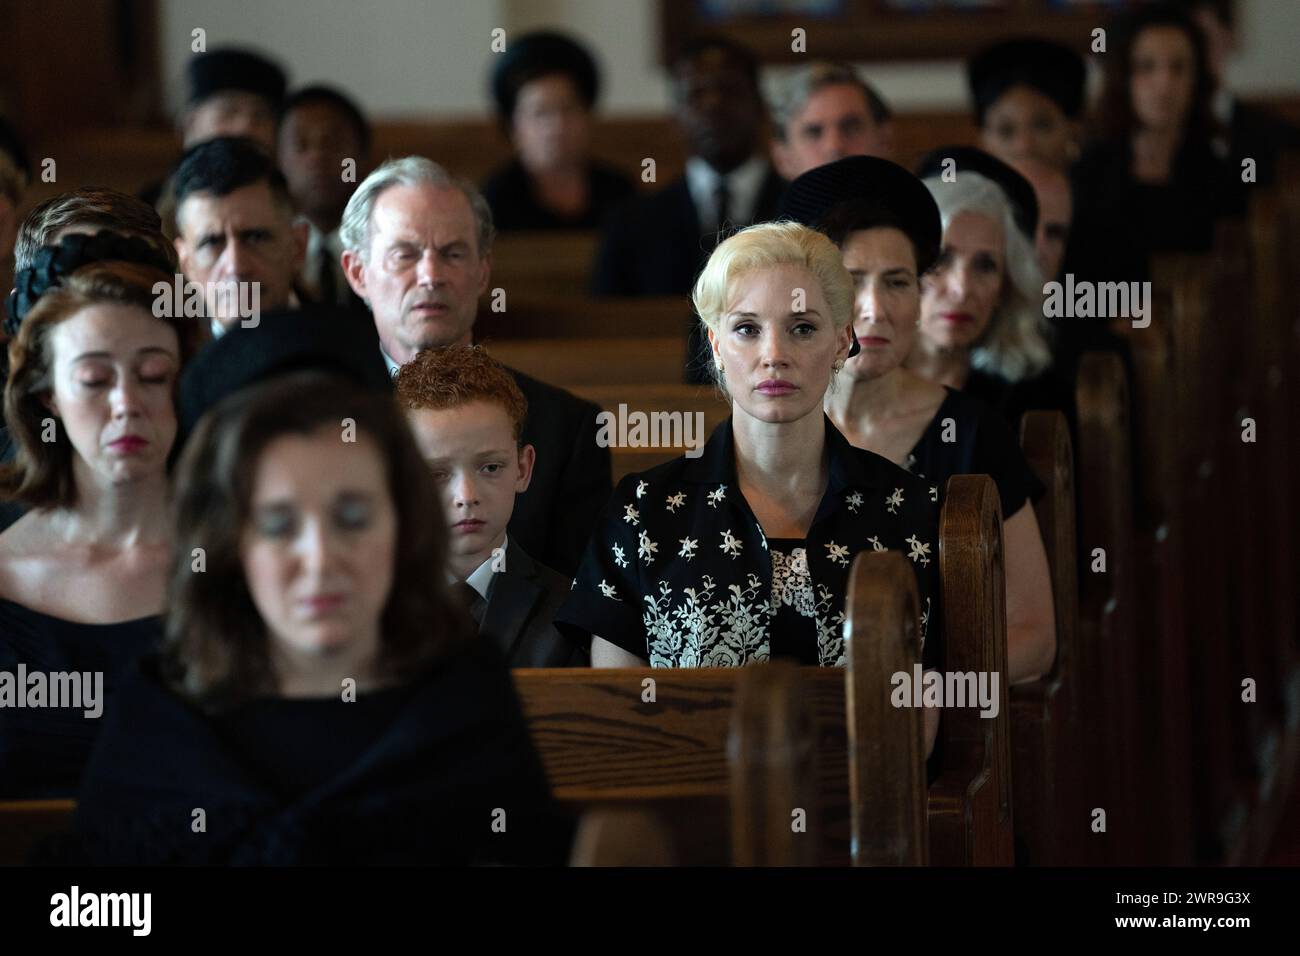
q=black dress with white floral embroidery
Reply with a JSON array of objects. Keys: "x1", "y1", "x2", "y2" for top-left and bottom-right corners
[{"x1": 554, "y1": 415, "x2": 942, "y2": 669}]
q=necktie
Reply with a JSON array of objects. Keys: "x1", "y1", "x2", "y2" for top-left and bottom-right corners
[
  {"x1": 316, "y1": 243, "x2": 338, "y2": 305},
  {"x1": 715, "y1": 179, "x2": 732, "y2": 235},
  {"x1": 455, "y1": 581, "x2": 486, "y2": 626}
]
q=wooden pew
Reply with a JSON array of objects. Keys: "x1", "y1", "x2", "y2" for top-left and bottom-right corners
[
  {"x1": 570, "y1": 662, "x2": 818, "y2": 866},
  {"x1": 512, "y1": 549, "x2": 931, "y2": 866},
  {"x1": 482, "y1": 336, "x2": 687, "y2": 387},
  {"x1": 489, "y1": 232, "x2": 600, "y2": 299},
  {"x1": 571, "y1": 383, "x2": 729, "y2": 483},
  {"x1": 1009, "y1": 410, "x2": 1077, "y2": 866},
  {"x1": 928, "y1": 475, "x2": 1015, "y2": 866},
  {"x1": 1134, "y1": 250, "x2": 1250, "y2": 863},
  {"x1": 1212, "y1": 215, "x2": 1280, "y2": 808},
  {"x1": 0, "y1": 798, "x2": 76, "y2": 866},
  {"x1": 1073, "y1": 353, "x2": 1145, "y2": 864},
  {"x1": 1118, "y1": 268, "x2": 1197, "y2": 864},
  {"x1": 1279, "y1": 152, "x2": 1300, "y2": 665},
  {"x1": 474, "y1": 296, "x2": 690, "y2": 341},
  {"x1": 1245, "y1": 187, "x2": 1300, "y2": 734},
  {"x1": 2, "y1": 493, "x2": 1007, "y2": 867}
]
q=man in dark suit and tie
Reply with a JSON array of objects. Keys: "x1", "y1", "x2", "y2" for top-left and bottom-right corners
[
  {"x1": 589, "y1": 35, "x2": 786, "y2": 299},
  {"x1": 339, "y1": 155, "x2": 612, "y2": 577},
  {"x1": 395, "y1": 345, "x2": 582, "y2": 666}
]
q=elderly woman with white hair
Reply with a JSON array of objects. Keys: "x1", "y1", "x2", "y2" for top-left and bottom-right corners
[
  {"x1": 907, "y1": 149, "x2": 1068, "y2": 427},
  {"x1": 555, "y1": 221, "x2": 944, "y2": 750}
]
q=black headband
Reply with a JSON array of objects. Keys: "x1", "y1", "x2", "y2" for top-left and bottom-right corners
[{"x1": 4, "y1": 231, "x2": 174, "y2": 337}]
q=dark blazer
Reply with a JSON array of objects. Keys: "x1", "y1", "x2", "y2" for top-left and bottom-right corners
[
  {"x1": 589, "y1": 164, "x2": 787, "y2": 298},
  {"x1": 481, "y1": 537, "x2": 586, "y2": 667},
  {"x1": 507, "y1": 366, "x2": 613, "y2": 578}
]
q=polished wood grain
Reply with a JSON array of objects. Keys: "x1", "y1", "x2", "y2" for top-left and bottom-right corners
[{"x1": 928, "y1": 474, "x2": 1014, "y2": 866}]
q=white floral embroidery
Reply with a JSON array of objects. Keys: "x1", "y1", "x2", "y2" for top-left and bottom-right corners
[
  {"x1": 641, "y1": 574, "x2": 768, "y2": 668},
  {"x1": 707, "y1": 485, "x2": 727, "y2": 508},
  {"x1": 635, "y1": 480, "x2": 648, "y2": 499},
  {"x1": 638, "y1": 530, "x2": 659, "y2": 565},
  {"x1": 666, "y1": 491, "x2": 686, "y2": 513},
  {"x1": 905, "y1": 534, "x2": 932, "y2": 566},
  {"x1": 886, "y1": 488, "x2": 905, "y2": 514},
  {"x1": 845, "y1": 491, "x2": 863, "y2": 514},
  {"x1": 598, "y1": 579, "x2": 618, "y2": 599},
  {"x1": 623, "y1": 504, "x2": 640, "y2": 526},
  {"x1": 814, "y1": 583, "x2": 848, "y2": 667},
  {"x1": 929, "y1": 485, "x2": 939, "y2": 503},
  {"x1": 825, "y1": 541, "x2": 850, "y2": 566},
  {"x1": 919, "y1": 596, "x2": 931, "y2": 648},
  {"x1": 867, "y1": 535, "x2": 886, "y2": 552},
  {"x1": 612, "y1": 542, "x2": 628, "y2": 568},
  {"x1": 771, "y1": 546, "x2": 816, "y2": 618},
  {"x1": 678, "y1": 536, "x2": 699, "y2": 561},
  {"x1": 905, "y1": 453, "x2": 917, "y2": 471},
  {"x1": 720, "y1": 529, "x2": 743, "y2": 558}
]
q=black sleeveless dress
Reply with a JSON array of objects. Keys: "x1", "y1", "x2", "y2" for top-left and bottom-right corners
[
  {"x1": 906, "y1": 387, "x2": 1045, "y2": 520},
  {"x1": 0, "y1": 598, "x2": 161, "y2": 798}
]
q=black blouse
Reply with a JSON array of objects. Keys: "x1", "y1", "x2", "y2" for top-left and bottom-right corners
[
  {"x1": 554, "y1": 415, "x2": 942, "y2": 670},
  {"x1": 963, "y1": 366, "x2": 1077, "y2": 435},
  {"x1": 54, "y1": 642, "x2": 573, "y2": 865},
  {"x1": 906, "y1": 387, "x2": 1045, "y2": 521},
  {"x1": 213, "y1": 684, "x2": 414, "y2": 802},
  {"x1": 0, "y1": 598, "x2": 160, "y2": 799},
  {"x1": 481, "y1": 158, "x2": 636, "y2": 231}
]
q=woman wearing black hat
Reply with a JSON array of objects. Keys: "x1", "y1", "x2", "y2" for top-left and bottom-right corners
[
  {"x1": 481, "y1": 31, "x2": 634, "y2": 231},
  {"x1": 785, "y1": 157, "x2": 1056, "y2": 685},
  {"x1": 1070, "y1": 2, "x2": 1243, "y2": 281},
  {"x1": 58, "y1": 373, "x2": 569, "y2": 865},
  {"x1": 0, "y1": 243, "x2": 202, "y2": 799}
]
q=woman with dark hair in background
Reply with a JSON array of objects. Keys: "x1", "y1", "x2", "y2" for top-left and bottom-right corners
[
  {"x1": 64, "y1": 373, "x2": 569, "y2": 864},
  {"x1": 481, "y1": 30, "x2": 634, "y2": 231},
  {"x1": 1071, "y1": 1, "x2": 1244, "y2": 282},
  {"x1": 0, "y1": 251, "x2": 200, "y2": 798}
]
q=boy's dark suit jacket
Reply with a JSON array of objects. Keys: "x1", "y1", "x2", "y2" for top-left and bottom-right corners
[
  {"x1": 479, "y1": 537, "x2": 586, "y2": 667},
  {"x1": 589, "y1": 165, "x2": 787, "y2": 298}
]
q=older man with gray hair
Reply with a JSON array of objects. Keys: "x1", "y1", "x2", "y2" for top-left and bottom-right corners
[
  {"x1": 339, "y1": 156, "x2": 611, "y2": 576},
  {"x1": 771, "y1": 62, "x2": 895, "y2": 180}
]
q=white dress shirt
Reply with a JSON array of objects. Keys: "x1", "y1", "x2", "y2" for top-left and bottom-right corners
[{"x1": 446, "y1": 533, "x2": 508, "y2": 600}]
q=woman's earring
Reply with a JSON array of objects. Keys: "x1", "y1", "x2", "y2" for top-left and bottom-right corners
[
  {"x1": 833, "y1": 360, "x2": 845, "y2": 374},
  {"x1": 716, "y1": 359, "x2": 725, "y2": 373}
]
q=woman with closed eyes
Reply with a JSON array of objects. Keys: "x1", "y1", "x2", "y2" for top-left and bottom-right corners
[{"x1": 0, "y1": 253, "x2": 200, "y2": 798}]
